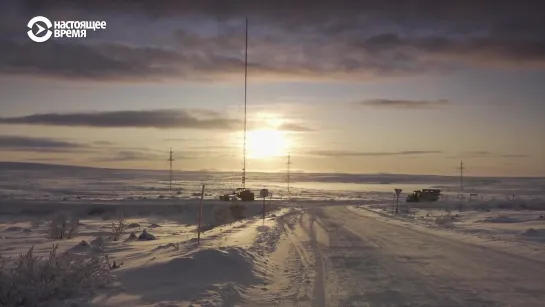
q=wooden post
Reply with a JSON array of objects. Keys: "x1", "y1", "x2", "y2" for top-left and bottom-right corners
[
  {"x1": 262, "y1": 196, "x2": 266, "y2": 224},
  {"x1": 197, "y1": 184, "x2": 205, "y2": 246},
  {"x1": 259, "y1": 189, "x2": 269, "y2": 224}
]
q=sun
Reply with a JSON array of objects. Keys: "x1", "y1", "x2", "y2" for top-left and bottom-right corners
[{"x1": 246, "y1": 129, "x2": 290, "y2": 159}]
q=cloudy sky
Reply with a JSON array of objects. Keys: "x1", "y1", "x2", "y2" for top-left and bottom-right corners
[{"x1": 0, "y1": 0, "x2": 544, "y2": 176}]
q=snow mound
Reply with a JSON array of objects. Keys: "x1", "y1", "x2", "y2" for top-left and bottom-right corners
[
  {"x1": 479, "y1": 216, "x2": 520, "y2": 223},
  {"x1": 90, "y1": 236, "x2": 109, "y2": 251},
  {"x1": 70, "y1": 240, "x2": 92, "y2": 253},
  {"x1": 435, "y1": 216, "x2": 454, "y2": 226},
  {"x1": 2, "y1": 226, "x2": 26, "y2": 232},
  {"x1": 138, "y1": 229, "x2": 156, "y2": 240},
  {"x1": 117, "y1": 247, "x2": 266, "y2": 303},
  {"x1": 521, "y1": 228, "x2": 545, "y2": 237},
  {"x1": 182, "y1": 248, "x2": 261, "y2": 277},
  {"x1": 126, "y1": 232, "x2": 137, "y2": 241}
]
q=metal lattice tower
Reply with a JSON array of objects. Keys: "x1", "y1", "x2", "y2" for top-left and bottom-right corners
[{"x1": 168, "y1": 148, "x2": 174, "y2": 190}]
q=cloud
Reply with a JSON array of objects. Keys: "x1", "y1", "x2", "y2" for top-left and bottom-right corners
[
  {"x1": 26, "y1": 157, "x2": 72, "y2": 162},
  {"x1": 91, "y1": 149, "x2": 203, "y2": 162},
  {"x1": 0, "y1": 40, "x2": 216, "y2": 81},
  {"x1": 164, "y1": 138, "x2": 189, "y2": 142},
  {"x1": 276, "y1": 123, "x2": 315, "y2": 132},
  {"x1": 307, "y1": 150, "x2": 442, "y2": 157},
  {"x1": 14, "y1": 1, "x2": 545, "y2": 27},
  {"x1": 0, "y1": 109, "x2": 315, "y2": 132},
  {"x1": 355, "y1": 34, "x2": 545, "y2": 67},
  {"x1": 499, "y1": 154, "x2": 529, "y2": 158},
  {"x1": 1, "y1": 1, "x2": 544, "y2": 82},
  {"x1": 92, "y1": 141, "x2": 114, "y2": 146},
  {"x1": 357, "y1": 99, "x2": 450, "y2": 109},
  {"x1": 0, "y1": 135, "x2": 87, "y2": 152},
  {"x1": 449, "y1": 151, "x2": 529, "y2": 159},
  {"x1": 0, "y1": 109, "x2": 241, "y2": 130},
  {"x1": 90, "y1": 150, "x2": 163, "y2": 162},
  {"x1": 465, "y1": 151, "x2": 492, "y2": 156}
]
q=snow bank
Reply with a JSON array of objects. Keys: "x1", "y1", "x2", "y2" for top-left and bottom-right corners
[
  {"x1": 2, "y1": 226, "x2": 30, "y2": 233},
  {"x1": 478, "y1": 215, "x2": 520, "y2": 223},
  {"x1": 520, "y1": 228, "x2": 545, "y2": 243},
  {"x1": 115, "y1": 247, "x2": 267, "y2": 304}
]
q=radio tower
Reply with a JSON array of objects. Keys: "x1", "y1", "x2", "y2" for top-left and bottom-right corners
[
  {"x1": 168, "y1": 148, "x2": 174, "y2": 190},
  {"x1": 459, "y1": 160, "x2": 464, "y2": 192},
  {"x1": 286, "y1": 153, "x2": 292, "y2": 196},
  {"x1": 242, "y1": 17, "x2": 249, "y2": 189}
]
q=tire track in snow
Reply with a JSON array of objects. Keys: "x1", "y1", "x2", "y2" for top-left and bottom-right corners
[
  {"x1": 242, "y1": 209, "x2": 317, "y2": 306},
  {"x1": 308, "y1": 212, "x2": 326, "y2": 307},
  {"x1": 320, "y1": 206, "x2": 544, "y2": 306}
]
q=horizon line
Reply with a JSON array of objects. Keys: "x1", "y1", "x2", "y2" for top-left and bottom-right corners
[{"x1": 1, "y1": 161, "x2": 543, "y2": 179}]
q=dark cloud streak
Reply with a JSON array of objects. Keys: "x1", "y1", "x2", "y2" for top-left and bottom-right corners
[
  {"x1": 0, "y1": 109, "x2": 315, "y2": 132},
  {"x1": 449, "y1": 151, "x2": 530, "y2": 159},
  {"x1": 90, "y1": 150, "x2": 163, "y2": 162},
  {"x1": 0, "y1": 135, "x2": 87, "y2": 152},
  {"x1": 357, "y1": 99, "x2": 449, "y2": 109},
  {"x1": 0, "y1": 109, "x2": 241, "y2": 130},
  {"x1": 276, "y1": 123, "x2": 314, "y2": 132},
  {"x1": 308, "y1": 150, "x2": 442, "y2": 157}
]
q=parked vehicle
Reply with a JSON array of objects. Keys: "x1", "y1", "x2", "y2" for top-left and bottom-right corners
[
  {"x1": 219, "y1": 188, "x2": 255, "y2": 201},
  {"x1": 406, "y1": 189, "x2": 441, "y2": 202}
]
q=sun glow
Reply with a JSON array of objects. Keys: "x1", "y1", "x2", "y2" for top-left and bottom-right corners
[{"x1": 246, "y1": 129, "x2": 290, "y2": 159}]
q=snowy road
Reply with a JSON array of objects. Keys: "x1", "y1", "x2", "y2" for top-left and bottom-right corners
[{"x1": 246, "y1": 206, "x2": 545, "y2": 307}]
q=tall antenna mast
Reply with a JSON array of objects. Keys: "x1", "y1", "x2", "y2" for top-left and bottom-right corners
[
  {"x1": 168, "y1": 148, "x2": 174, "y2": 190},
  {"x1": 242, "y1": 17, "x2": 248, "y2": 189},
  {"x1": 287, "y1": 153, "x2": 292, "y2": 196},
  {"x1": 459, "y1": 160, "x2": 464, "y2": 192}
]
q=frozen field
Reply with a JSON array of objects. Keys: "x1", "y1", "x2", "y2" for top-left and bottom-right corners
[
  {"x1": 1, "y1": 162, "x2": 545, "y2": 306},
  {"x1": 1, "y1": 162, "x2": 544, "y2": 202}
]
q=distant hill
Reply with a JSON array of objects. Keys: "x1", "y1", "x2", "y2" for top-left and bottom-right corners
[{"x1": 0, "y1": 161, "x2": 112, "y2": 172}]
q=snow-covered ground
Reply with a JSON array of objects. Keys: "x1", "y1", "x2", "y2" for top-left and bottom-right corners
[
  {"x1": 1, "y1": 199, "x2": 290, "y2": 307},
  {"x1": 3, "y1": 198, "x2": 545, "y2": 306},
  {"x1": 2, "y1": 162, "x2": 545, "y2": 306},
  {"x1": 357, "y1": 200, "x2": 545, "y2": 248}
]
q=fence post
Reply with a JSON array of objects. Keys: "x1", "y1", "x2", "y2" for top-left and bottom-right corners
[
  {"x1": 262, "y1": 197, "x2": 266, "y2": 224},
  {"x1": 197, "y1": 184, "x2": 205, "y2": 246}
]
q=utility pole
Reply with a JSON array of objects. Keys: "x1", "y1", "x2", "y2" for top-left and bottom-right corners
[
  {"x1": 168, "y1": 148, "x2": 174, "y2": 190},
  {"x1": 287, "y1": 153, "x2": 292, "y2": 196},
  {"x1": 459, "y1": 160, "x2": 464, "y2": 192}
]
